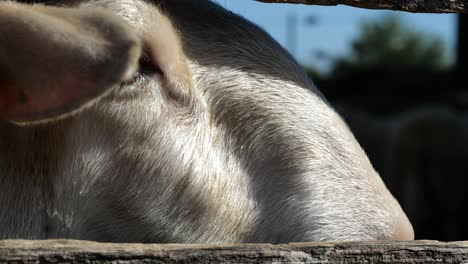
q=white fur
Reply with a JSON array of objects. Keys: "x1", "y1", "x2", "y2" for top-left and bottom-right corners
[{"x1": 0, "y1": 0, "x2": 413, "y2": 242}]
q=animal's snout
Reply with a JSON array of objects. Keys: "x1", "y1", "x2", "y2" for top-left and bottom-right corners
[{"x1": 392, "y1": 209, "x2": 415, "y2": 240}]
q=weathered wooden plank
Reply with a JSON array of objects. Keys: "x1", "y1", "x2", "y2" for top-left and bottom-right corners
[
  {"x1": 1, "y1": 240, "x2": 468, "y2": 263},
  {"x1": 255, "y1": 0, "x2": 468, "y2": 13}
]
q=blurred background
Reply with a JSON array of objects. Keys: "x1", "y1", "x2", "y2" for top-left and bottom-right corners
[{"x1": 215, "y1": 0, "x2": 467, "y2": 242}]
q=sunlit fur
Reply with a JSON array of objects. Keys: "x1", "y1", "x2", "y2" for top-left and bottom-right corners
[{"x1": 0, "y1": 0, "x2": 413, "y2": 242}]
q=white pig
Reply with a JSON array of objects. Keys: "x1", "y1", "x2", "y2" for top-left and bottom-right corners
[{"x1": 0, "y1": 0, "x2": 413, "y2": 242}]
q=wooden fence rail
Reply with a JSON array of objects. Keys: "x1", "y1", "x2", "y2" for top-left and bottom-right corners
[
  {"x1": 255, "y1": 0, "x2": 467, "y2": 13},
  {"x1": 1, "y1": 240, "x2": 468, "y2": 263}
]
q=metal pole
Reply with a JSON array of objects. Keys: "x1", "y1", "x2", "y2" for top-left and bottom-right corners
[{"x1": 286, "y1": 12, "x2": 298, "y2": 58}]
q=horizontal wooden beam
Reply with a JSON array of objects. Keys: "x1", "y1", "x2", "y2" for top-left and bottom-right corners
[
  {"x1": 1, "y1": 240, "x2": 468, "y2": 263},
  {"x1": 255, "y1": 0, "x2": 467, "y2": 13}
]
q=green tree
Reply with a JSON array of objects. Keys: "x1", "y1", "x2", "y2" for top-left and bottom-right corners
[
  {"x1": 304, "y1": 65, "x2": 323, "y2": 81},
  {"x1": 332, "y1": 15, "x2": 447, "y2": 76}
]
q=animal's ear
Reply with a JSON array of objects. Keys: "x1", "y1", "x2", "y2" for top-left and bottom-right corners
[
  {"x1": 138, "y1": 8, "x2": 196, "y2": 108},
  {"x1": 0, "y1": 2, "x2": 141, "y2": 124}
]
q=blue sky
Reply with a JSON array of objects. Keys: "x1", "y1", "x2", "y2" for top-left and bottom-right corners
[{"x1": 213, "y1": 0, "x2": 457, "y2": 72}]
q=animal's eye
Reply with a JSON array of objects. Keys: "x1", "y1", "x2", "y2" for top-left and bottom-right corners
[
  {"x1": 123, "y1": 52, "x2": 162, "y2": 86},
  {"x1": 139, "y1": 52, "x2": 163, "y2": 76}
]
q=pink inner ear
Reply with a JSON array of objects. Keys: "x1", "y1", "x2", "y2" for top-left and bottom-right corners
[
  {"x1": 0, "y1": 2, "x2": 141, "y2": 123},
  {"x1": 0, "y1": 74, "x2": 110, "y2": 123},
  {"x1": 0, "y1": 85, "x2": 19, "y2": 117}
]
